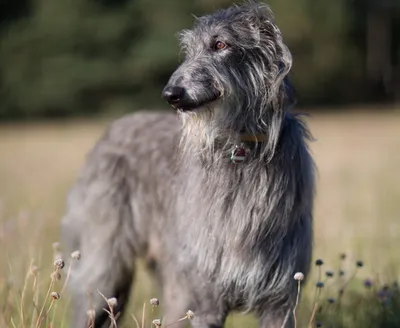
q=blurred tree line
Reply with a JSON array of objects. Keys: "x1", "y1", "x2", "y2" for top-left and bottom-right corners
[{"x1": 0, "y1": 0, "x2": 399, "y2": 120}]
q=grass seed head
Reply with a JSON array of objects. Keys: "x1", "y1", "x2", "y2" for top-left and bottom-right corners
[
  {"x1": 152, "y1": 319, "x2": 162, "y2": 327},
  {"x1": 150, "y1": 298, "x2": 160, "y2": 307},
  {"x1": 54, "y1": 258, "x2": 65, "y2": 269},
  {"x1": 315, "y1": 259, "x2": 324, "y2": 266},
  {"x1": 107, "y1": 297, "x2": 118, "y2": 308},
  {"x1": 294, "y1": 272, "x2": 304, "y2": 281},
  {"x1": 71, "y1": 250, "x2": 81, "y2": 260},
  {"x1": 325, "y1": 271, "x2": 334, "y2": 278},
  {"x1": 51, "y1": 292, "x2": 60, "y2": 300},
  {"x1": 186, "y1": 310, "x2": 195, "y2": 320}
]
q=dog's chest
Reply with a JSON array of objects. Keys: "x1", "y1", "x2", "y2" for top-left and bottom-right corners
[{"x1": 174, "y1": 161, "x2": 276, "y2": 294}]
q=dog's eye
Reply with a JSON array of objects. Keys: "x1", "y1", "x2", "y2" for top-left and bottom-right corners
[{"x1": 213, "y1": 41, "x2": 227, "y2": 51}]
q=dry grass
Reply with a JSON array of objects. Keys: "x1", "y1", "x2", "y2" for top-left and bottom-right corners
[{"x1": 0, "y1": 107, "x2": 399, "y2": 327}]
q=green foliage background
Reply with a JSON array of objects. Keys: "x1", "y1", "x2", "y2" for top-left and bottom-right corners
[{"x1": 0, "y1": 0, "x2": 399, "y2": 119}]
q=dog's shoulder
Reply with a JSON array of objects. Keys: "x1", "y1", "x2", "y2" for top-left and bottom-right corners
[{"x1": 81, "y1": 110, "x2": 182, "y2": 178}]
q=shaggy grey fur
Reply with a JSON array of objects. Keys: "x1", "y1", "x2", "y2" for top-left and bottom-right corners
[{"x1": 61, "y1": 2, "x2": 315, "y2": 328}]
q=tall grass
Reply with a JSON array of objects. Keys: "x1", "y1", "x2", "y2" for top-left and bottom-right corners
[
  {"x1": 0, "y1": 109, "x2": 399, "y2": 327},
  {"x1": 1, "y1": 228, "x2": 399, "y2": 328}
]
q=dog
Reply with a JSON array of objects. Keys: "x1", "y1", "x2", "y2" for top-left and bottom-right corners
[{"x1": 61, "y1": 1, "x2": 315, "y2": 327}]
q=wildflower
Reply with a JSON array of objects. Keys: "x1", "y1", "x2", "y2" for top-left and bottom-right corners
[
  {"x1": 293, "y1": 272, "x2": 304, "y2": 281},
  {"x1": 356, "y1": 260, "x2": 364, "y2": 268},
  {"x1": 186, "y1": 310, "x2": 195, "y2": 320},
  {"x1": 363, "y1": 279, "x2": 373, "y2": 288},
  {"x1": 150, "y1": 298, "x2": 160, "y2": 307},
  {"x1": 50, "y1": 292, "x2": 60, "y2": 300},
  {"x1": 325, "y1": 271, "x2": 334, "y2": 278},
  {"x1": 51, "y1": 272, "x2": 61, "y2": 281},
  {"x1": 54, "y1": 258, "x2": 65, "y2": 269},
  {"x1": 316, "y1": 282, "x2": 324, "y2": 288},
  {"x1": 377, "y1": 289, "x2": 386, "y2": 299},
  {"x1": 327, "y1": 297, "x2": 335, "y2": 304},
  {"x1": 152, "y1": 319, "x2": 162, "y2": 327},
  {"x1": 315, "y1": 259, "x2": 324, "y2": 266},
  {"x1": 377, "y1": 287, "x2": 392, "y2": 304},
  {"x1": 107, "y1": 297, "x2": 118, "y2": 308},
  {"x1": 71, "y1": 250, "x2": 81, "y2": 260}
]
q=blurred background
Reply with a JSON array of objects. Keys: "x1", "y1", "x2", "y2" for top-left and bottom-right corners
[
  {"x1": 0, "y1": 0, "x2": 400, "y2": 327},
  {"x1": 0, "y1": 0, "x2": 399, "y2": 118}
]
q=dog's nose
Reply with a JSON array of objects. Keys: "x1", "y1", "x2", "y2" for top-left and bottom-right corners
[{"x1": 162, "y1": 86, "x2": 185, "y2": 105}]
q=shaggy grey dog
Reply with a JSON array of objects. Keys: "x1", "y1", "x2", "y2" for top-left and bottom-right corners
[{"x1": 61, "y1": 2, "x2": 315, "y2": 328}]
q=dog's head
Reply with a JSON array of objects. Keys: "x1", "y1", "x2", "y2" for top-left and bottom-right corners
[{"x1": 162, "y1": 1, "x2": 295, "y2": 121}]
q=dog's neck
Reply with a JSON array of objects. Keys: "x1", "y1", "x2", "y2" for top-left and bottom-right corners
[{"x1": 178, "y1": 113, "x2": 285, "y2": 165}]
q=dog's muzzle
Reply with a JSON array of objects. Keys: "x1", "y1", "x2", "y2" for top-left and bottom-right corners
[
  {"x1": 161, "y1": 86, "x2": 185, "y2": 109},
  {"x1": 161, "y1": 85, "x2": 221, "y2": 111}
]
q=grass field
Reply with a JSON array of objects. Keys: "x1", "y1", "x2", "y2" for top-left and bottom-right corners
[{"x1": 1, "y1": 107, "x2": 400, "y2": 327}]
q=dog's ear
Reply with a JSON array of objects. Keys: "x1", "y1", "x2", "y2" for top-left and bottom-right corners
[{"x1": 241, "y1": 2, "x2": 276, "y2": 34}]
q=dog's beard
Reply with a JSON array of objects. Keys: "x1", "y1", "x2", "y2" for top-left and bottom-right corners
[
  {"x1": 178, "y1": 100, "x2": 229, "y2": 156},
  {"x1": 178, "y1": 98, "x2": 246, "y2": 160}
]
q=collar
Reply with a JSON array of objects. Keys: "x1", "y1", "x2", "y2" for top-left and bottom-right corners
[{"x1": 238, "y1": 133, "x2": 266, "y2": 143}]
